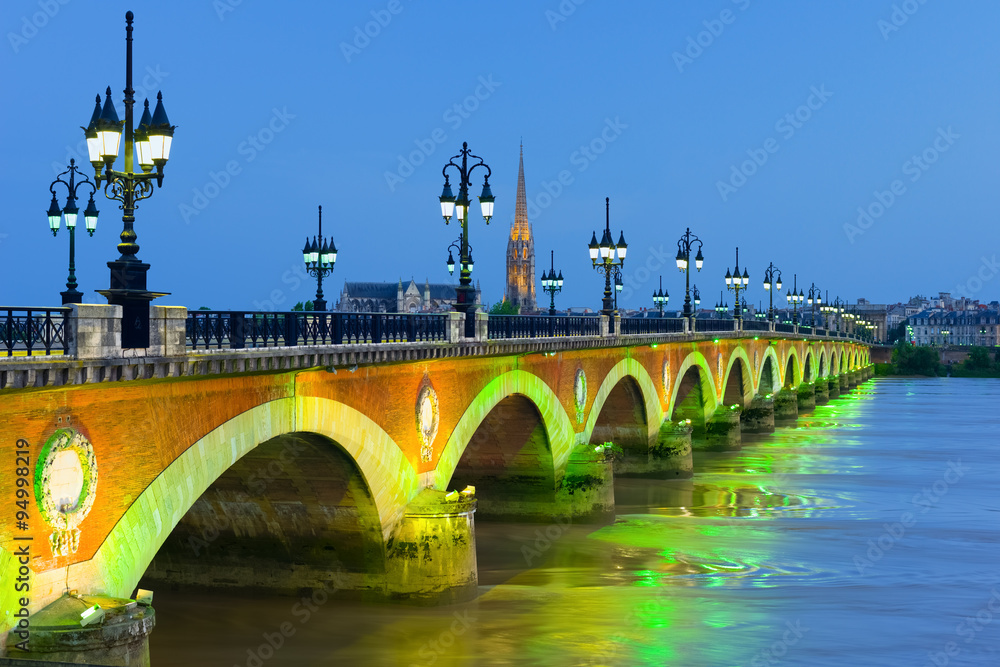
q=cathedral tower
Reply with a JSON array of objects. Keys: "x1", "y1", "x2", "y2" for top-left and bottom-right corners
[{"x1": 505, "y1": 144, "x2": 537, "y2": 312}]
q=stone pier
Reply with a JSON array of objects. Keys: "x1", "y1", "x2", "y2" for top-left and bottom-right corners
[
  {"x1": 695, "y1": 408, "x2": 742, "y2": 451},
  {"x1": 385, "y1": 489, "x2": 478, "y2": 605},
  {"x1": 797, "y1": 382, "x2": 816, "y2": 412},
  {"x1": 828, "y1": 376, "x2": 841, "y2": 398},
  {"x1": 554, "y1": 445, "x2": 616, "y2": 523},
  {"x1": 740, "y1": 395, "x2": 775, "y2": 434},
  {"x1": 614, "y1": 419, "x2": 693, "y2": 479},
  {"x1": 838, "y1": 374, "x2": 849, "y2": 393},
  {"x1": 814, "y1": 379, "x2": 830, "y2": 404},
  {"x1": 10, "y1": 594, "x2": 154, "y2": 666},
  {"x1": 773, "y1": 391, "x2": 798, "y2": 422}
]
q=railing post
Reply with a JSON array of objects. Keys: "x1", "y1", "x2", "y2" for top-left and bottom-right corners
[
  {"x1": 475, "y1": 311, "x2": 488, "y2": 341},
  {"x1": 228, "y1": 311, "x2": 245, "y2": 349},
  {"x1": 284, "y1": 313, "x2": 298, "y2": 346}
]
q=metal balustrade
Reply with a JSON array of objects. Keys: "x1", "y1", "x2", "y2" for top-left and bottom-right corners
[
  {"x1": 694, "y1": 318, "x2": 737, "y2": 333},
  {"x1": 487, "y1": 314, "x2": 600, "y2": 340},
  {"x1": 774, "y1": 323, "x2": 796, "y2": 333},
  {"x1": 741, "y1": 320, "x2": 771, "y2": 332},
  {"x1": 187, "y1": 311, "x2": 449, "y2": 349},
  {"x1": 1, "y1": 307, "x2": 70, "y2": 356},
  {"x1": 619, "y1": 317, "x2": 686, "y2": 335}
]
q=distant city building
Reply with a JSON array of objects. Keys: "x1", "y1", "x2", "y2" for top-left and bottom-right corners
[
  {"x1": 505, "y1": 144, "x2": 537, "y2": 312},
  {"x1": 337, "y1": 279, "x2": 480, "y2": 313},
  {"x1": 909, "y1": 309, "x2": 999, "y2": 346}
]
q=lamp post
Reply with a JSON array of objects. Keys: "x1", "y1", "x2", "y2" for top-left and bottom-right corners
[
  {"x1": 438, "y1": 142, "x2": 493, "y2": 335},
  {"x1": 652, "y1": 276, "x2": 669, "y2": 317},
  {"x1": 786, "y1": 274, "x2": 804, "y2": 324},
  {"x1": 588, "y1": 197, "x2": 627, "y2": 317},
  {"x1": 691, "y1": 284, "x2": 701, "y2": 317},
  {"x1": 47, "y1": 160, "x2": 100, "y2": 304},
  {"x1": 715, "y1": 291, "x2": 729, "y2": 318},
  {"x1": 762, "y1": 262, "x2": 782, "y2": 322},
  {"x1": 675, "y1": 228, "x2": 704, "y2": 319},
  {"x1": 725, "y1": 247, "x2": 749, "y2": 322},
  {"x1": 541, "y1": 250, "x2": 563, "y2": 315},
  {"x1": 806, "y1": 283, "x2": 823, "y2": 328},
  {"x1": 301, "y1": 205, "x2": 337, "y2": 311},
  {"x1": 84, "y1": 11, "x2": 176, "y2": 347}
]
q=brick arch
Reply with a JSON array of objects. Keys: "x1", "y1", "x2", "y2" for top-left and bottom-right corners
[
  {"x1": 721, "y1": 348, "x2": 754, "y2": 408},
  {"x1": 758, "y1": 346, "x2": 781, "y2": 394},
  {"x1": 783, "y1": 346, "x2": 802, "y2": 388},
  {"x1": 584, "y1": 357, "x2": 662, "y2": 450},
  {"x1": 434, "y1": 370, "x2": 573, "y2": 491},
  {"x1": 803, "y1": 350, "x2": 815, "y2": 382},
  {"x1": 818, "y1": 349, "x2": 828, "y2": 378},
  {"x1": 668, "y1": 351, "x2": 718, "y2": 425},
  {"x1": 36, "y1": 397, "x2": 419, "y2": 605}
]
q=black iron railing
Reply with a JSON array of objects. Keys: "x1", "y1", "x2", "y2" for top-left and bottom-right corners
[
  {"x1": 1, "y1": 307, "x2": 70, "y2": 357},
  {"x1": 619, "y1": 317, "x2": 686, "y2": 335},
  {"x1": 487, "y1": 315, "x2": 600, "y2": 340},
  {"x1": 774, "y1": 323, "x2": 796, "y2": 334},
  {"x1": 741, "y1": 320, "x2": 770, "y2": 332},
  {"x1": 694, "y1": 318, "x2": 737, "y2": 333},
  {"x1": 187, "y1": 311, "x2": 449, "y2": 349},
  {"x1": 798, "y1": 325, "x2": 813, "y2": 335}
]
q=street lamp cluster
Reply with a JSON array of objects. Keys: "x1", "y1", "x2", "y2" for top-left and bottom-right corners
[
  {"x1": 541, "y1": 251, "x2": 564, "y2": 315},
  {"x1": 786, "y1": 274, "x2": 804, "y2": 324},
  {"x1": 47, "y1": 160, "x2": 100, "y2": 304},
  {"x1": 724, "y1": 248, "x2": 749, "y2": 321},
  {"x1": 652, "y1": 276, "x2": 669, "y2": 316},
  {"x1": 762, "y1": 262, "x2": 782, "y2": 322},
  {"x1": 675, "y1": 228, "x2": 704, "y2": 318},
  {"x1": 47, "y1": 11, "x2": 177, "y2": 347},
  {"x1": 588, "y1": 197, "x2": 627, "y2": 317},
  {"x1": 302, "y1": 206, "x2": 338, "y2": 311}
]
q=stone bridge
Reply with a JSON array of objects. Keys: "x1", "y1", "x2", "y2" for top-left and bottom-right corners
[{"x1": 0, "y1": 305, "x2": 871, "y2": 662}]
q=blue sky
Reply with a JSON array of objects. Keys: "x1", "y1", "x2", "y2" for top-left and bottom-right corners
[{"x1": 2, "y1": 1, "x2": 998, "y2": 311}]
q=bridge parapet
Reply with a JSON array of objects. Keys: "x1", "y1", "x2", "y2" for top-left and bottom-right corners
[{"x1": 0, "y1": 305, "x2": 871, "y2": 391}]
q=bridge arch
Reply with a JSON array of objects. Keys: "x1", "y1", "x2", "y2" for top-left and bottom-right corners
[
  {"x1": 757, "y1": 346, "x2": 781, "y2": 394},
  {"x1": 818, "y1": 349, "x2": 827, "y2": 378},
  {"x1": 585, "y1": 357, "x2": 662, "y2": 449},
  {"x1": 721, "y1": 347, "x2": 755, "y2": 407},
  {"x1": 782, "y1": 347, "x2": 802, "y2": 389},
  {"x1": 668, "y1": 351, "x2": 718, "y2": 427},
  {"x1": 803, "y1": 350, "x2": 815, "y2": 382},
  {"x1": 433, "y1": 370, "x2": 573, "y2": 491},
  {"x1": 66, "y1": 397, "x2": 419, "y2": 602}
]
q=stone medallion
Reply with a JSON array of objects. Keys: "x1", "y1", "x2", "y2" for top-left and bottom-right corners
[
  {"x1": 34, "y1": 428, "x2": 98, "y2": 557},
  {"x1": 574, "y1": 368, "x2": 587, "y2": 424},
  {"x1": 417, "y1": 384, "x2": 439, "y2": 462}
]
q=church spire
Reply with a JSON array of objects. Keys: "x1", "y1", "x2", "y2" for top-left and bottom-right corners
[{"x1": 514, "y1": 142, "x2": 528, "y2": 240}]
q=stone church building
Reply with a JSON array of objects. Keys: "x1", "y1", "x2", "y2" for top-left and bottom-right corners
[{"x1": 337, "y1": 279, "x2": 481, "y2": 313}]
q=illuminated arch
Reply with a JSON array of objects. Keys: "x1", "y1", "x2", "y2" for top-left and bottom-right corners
[
  {"x1": 668, "y1": 351, "x2": 719, "y2": 423},
  {"x1": 584, "y1": 357, "x2": 662, "y2": 447},
  {"x1": 721, "y1": 346, "x2": 755, "y2": 406},
  {"x1": 758, "y1": 346, "x2": 781, "y2": 393},
  {"x1": 43, "y1": 397, "x2": 419, "y2": 603},
  {"x1": 434, "y1": 370, "x2": 573, "y2": 490}
]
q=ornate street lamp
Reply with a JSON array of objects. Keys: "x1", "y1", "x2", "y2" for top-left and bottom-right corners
[
  {"x1": 588, "y1": 197, "x2": 627, "y2": 317},
  {"x1": 302, "y1": 205, "x2": 337, "y2": 311},
  {"x1": 725, "y1": 247, "x2": 749, "y2": 322},
  {"x1": 439, "y1": 142, "x2": 493, "y2": 335},
  {"x1": 541, "y1": 250, "x2": 564, "y2": 316},
  {"x1": 786, "y1": 274, "x2": 804, "y2": 325},
  {"x1": 692, "y1": 284, "x2": 701, "y2": 314},
  {"x1": 47, "y1": 160, "x2": 100, "y2": 304},
  {"x1": 762, "y1": 262, "x2": 782, "y2": 322},
  {"x1": 675, "y1": 228, "x2": 704, "y2": 318},
  {"x1": 715, "y1": 291, "x2": 729, "y2": 318},
  {"x1": 85, "y1": 11, "x2": 176, "y2": 347},
  {"x1": 446, "y1": 234, "x2": 473, "y2": 278},
  {"x1": 806, "y1": 283, "x2": 823, "y2": 327},
  {"x1": 652, "y1": 276, "x2": 669, "y2": 317}
]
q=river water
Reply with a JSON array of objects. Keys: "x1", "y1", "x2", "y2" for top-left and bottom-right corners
[{"x1": 149, "y1": 378, "x2": 1000, "y2": 666}]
